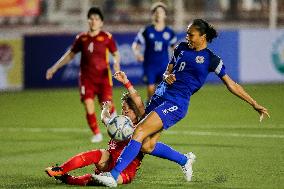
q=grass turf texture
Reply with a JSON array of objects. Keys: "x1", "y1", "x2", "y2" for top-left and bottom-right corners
[{"x1": 0, "y1": 84, "x2": 283, "y2": 189}]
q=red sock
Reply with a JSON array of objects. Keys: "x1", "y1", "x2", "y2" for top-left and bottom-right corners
[
  {"x1": 65, "y1": 174, "x2": 93, "y2": 186},
  {"x1": 60, "y1": 150, "x2": 102, "y2": 174},
  {"x1": 86, "y1": 113, "x2": 100, "y2": 134}
]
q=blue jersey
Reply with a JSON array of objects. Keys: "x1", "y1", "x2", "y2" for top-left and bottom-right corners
[
  {"x1": 134, "y1": 24, "x2": 177, "y2": 70},
  {"x1": 154, "y1": 42, "x2": 226, "y2": 107}
]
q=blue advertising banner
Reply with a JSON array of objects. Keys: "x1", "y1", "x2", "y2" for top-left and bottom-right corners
[
  {"x1": 207, "y1": 30, "x2": 239, "y2": 83},
  {"x1": 24, "y1": 31, "x2": 239, "y2": 89},
  {"x1": 24, "y1": 33, "x2": 143, "y2": 89},
  {"x1": 24, "y1": 34, "x2": 77, "y2": 88}
]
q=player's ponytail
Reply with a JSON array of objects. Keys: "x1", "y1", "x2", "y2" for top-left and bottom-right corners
[{"x1": 191, "y1": 19, "x2": 218, "y2": 43}]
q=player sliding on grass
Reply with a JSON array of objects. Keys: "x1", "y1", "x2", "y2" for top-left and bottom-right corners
[
  {"x1": 92, "y1": 19, "x2": 270, "y2": 187},
  {"x1": 45, "y1": 94, "x2": 144, "y2": 185}
]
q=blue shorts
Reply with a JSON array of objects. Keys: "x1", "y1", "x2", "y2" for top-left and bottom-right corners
[
  {"x1": 145, "y1": 95, "x2": 188, "y2": 130},
  {"x1": 143, "y1": 68, "x2": 165, "y2": 85}
]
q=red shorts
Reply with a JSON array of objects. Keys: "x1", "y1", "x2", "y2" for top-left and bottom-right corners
[
  {"x1": 95, "y1": 150, "x2": 141, "y2": 184},
  {"x1": 79, "y1": 78, "x2": 113, "y2": 103}
]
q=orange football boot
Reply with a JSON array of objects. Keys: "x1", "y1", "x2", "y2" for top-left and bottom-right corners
[{"x1": 45, "y1": 166, "x2": 63, "y2": 177}]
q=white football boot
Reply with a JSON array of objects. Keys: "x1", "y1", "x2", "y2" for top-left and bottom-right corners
[
  {"x1": 92, "y1": 172, "x2": 117, "y2": 187},
  {"x1": 91, "y1": 133, "x2": 103, "y2": 143},
  {"x1": 181, "y1": 152, "x2": 196, "y2": 181}
]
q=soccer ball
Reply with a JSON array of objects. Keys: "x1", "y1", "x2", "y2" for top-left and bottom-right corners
[{"x1": 107, "y1": 115, "x2": 134, "y2": 141}]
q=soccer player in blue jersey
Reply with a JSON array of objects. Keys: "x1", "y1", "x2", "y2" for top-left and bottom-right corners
[
  {"x1": 93, "y1": 19, "x2": 270, "y2": 187},
  {"x1": 132, "y1": 2, "x2": 177, "y2": 103}
]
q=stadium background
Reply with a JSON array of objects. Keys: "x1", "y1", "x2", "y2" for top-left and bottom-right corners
[{"x1": 0, "y1": 0, "x2": 283, "y2": 188}]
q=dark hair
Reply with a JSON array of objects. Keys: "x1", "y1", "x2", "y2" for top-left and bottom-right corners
[
  {"x1": 151, "y1": 2, "x2": 167, "y2": 14},
  {"x1": 121, "y1": 92, "x2": 142, "y2": 123},
  {"x1": 87, "y1": 6, "x2": 104, "y2": 21},
  {"x1": 191, "y1": 19, "x2": 218, "y2": 43}
]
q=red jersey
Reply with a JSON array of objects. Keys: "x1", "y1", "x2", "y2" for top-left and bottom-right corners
[
  {"x1": 71, "y1": 31, "x2": 118, "y2": 83},
  {"x1": 107, "y1": 139, "x2": 144, "y2": 168}
]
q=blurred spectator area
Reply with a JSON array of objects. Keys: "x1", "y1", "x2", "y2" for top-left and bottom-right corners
[{"x1": 0, "y1": 0, "x2": 283, "y2": 33}]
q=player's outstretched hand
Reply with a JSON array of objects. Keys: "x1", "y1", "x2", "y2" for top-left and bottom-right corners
[
  {"x1": 164, "y1": 74, "x2": 176, "y2": 85},
  {"x1": 102, "y1": 101, "x2": 112, "y2": 111},
  {"x1": 101, "y1": 101, "x2": 111, "y2": 124},
  {"x1": 253, "y1": 103, "x2": 270, "y2": 122},
  {"x1": 46, "y1": 68, "x2": 56, "y2": 80},
  {"x1": 113, "y1": 71, "x2": 128, "y2": 84}
]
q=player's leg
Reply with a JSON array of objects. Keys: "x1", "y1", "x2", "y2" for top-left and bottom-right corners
[
  {"x1": 56, "y1": 150, "x2": 112, "y2": 186},
  {"x1": 146, "y1": 69, "x2": 164, "y2": 103},
  {"x1": 142, "y1": 103, "x2": 195, "y2": 181},
  {"x1": 142, "y1": 136, "x2": 196, "y2": 182},
  {"x1": 110, "y1": 111, "x2": 164, "y2": 181},
  {"x1": 95, "y1": 149, "x2": 111, "y2": 171},
  {"x1": 146, "y1": 84, "x2": 156, "y2": 102},
  {"x1": 118, "y1": 158, "x2": 142, "y2": 185},
  {"x1": 92, "y1": 100, "x2": 195, "y2": 186},
  {"x1": 95, "y1": 150, "x2": 131, "y2": 185},
  {"x1": 142, "y1": 133, "x2": 191, "y2": 167},
  {"x1": 143, "y1": 69, "x2": 156, "y2": 104},
  {"x1": 45, "y1": 149, "x2": 104, "y2": 177},
  {"x1": 84, "y1": 98, "x2": 103, "y2": 142},
  {"x1": 141, "y1": 131, "x2": 161, "y2": 153},
  {"x1": 80, "y1": 79, "x2": 102, "y2": 142},
  {"x1": 56, "y1": 174, "x2": 94, "y2": 186},
  {"x1": 145, "y1": 100, "x2": 196, "y2": 181}
]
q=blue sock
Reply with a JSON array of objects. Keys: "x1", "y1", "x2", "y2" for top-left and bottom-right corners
[
  {"x1": 110, "y1": 139, "x2": 142, "y2": 180},
  {"x1": 150, "y1": 142, "x2": 187, "y2": 166}
]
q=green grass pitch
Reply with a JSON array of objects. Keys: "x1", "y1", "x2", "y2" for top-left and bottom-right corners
[{"x1": 0, "y1": 84, "x2": 283, "y2": 189}]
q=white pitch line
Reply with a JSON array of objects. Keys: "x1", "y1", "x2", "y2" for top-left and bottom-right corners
[
  {"x1": 0, "y1": 127, "x2": 284, "y2": 139},
  {"x1": 166, "y1": 131, "x2": 284, "y2": 139}
]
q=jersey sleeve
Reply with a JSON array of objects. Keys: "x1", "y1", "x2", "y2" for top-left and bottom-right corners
[
  {"x1": 209, "y1": 54, "x2": 226, "y2": 78},
  {"x1": 107, "y1": 34, "x2": 118, "y2": 54},
  {"x1": 70, "y1": 34, "x2": 82, "y2": 53},
  {"x1": 133, "y1": 28, "x2": 146, "y2": 45}
]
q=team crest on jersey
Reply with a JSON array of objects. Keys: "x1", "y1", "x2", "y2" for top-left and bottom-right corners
[
  {"x1": 82, "y1": 37, "x2": 87, "y2": 41},
  {"x1": 163, "y1": 32, "x2": 170, "y2": 40},
  {"x1": 195, "y1": 56, "x2": 204, "y2": 64},
  {"x1": 96, "y1": 36, "x2": 105, "y2": 41},
  {"x1": 149, "y1": 33, "x2": 154, "y2": 39}
]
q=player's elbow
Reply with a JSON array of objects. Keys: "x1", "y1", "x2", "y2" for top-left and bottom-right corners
[{"x1": 227, "y1": 82, "x2": 242, "y2": 95}]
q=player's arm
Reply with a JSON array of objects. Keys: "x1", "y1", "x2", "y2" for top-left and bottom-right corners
[
  {"x1": 101, "y1": 101, "x2": 111, "y2": 126},
  {"x1": 163, "y1": 42, "x2": 182, "y2": 85},
  {"x1": 132, "y1": 28, "x2": 145, "y2": 62},
  {"x1": 113, "y1": 71, "x2": 145, "y2": 115},
  {"x1": 132, "y1": 42, "x2": 144, "y2": 62},
  {"x1": 163, "y1": 64, "x2": 176, "y2": 85},
  {"x1": 221, "y1": 74, "x2": 270, "y2": 122},
  {"x1": 112, "y1": 51, "x2": 121, "y2": 72},
  {"x1": 169, "y1": 32, "x2": 177, "y2": 52},
  {"x1": 46, "y1": 49, "x2": 75, "y2": 80}
]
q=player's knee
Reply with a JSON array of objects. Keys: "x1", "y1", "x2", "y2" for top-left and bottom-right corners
[
  {"x1": 132, "y1": 125, "x2": 148, "y2": 142},
  {"x1": 141, "y1": 141, "x2": 154, "y2": 153}
]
